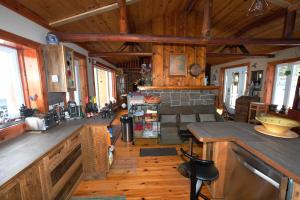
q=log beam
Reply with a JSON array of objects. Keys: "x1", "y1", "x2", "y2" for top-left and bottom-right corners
[
  {"x1": 206, "y1": 52, "x2": 275, "y2": 58},
  {"x1": 117, "y1": 0, "x2": 129, "y2": 33},
  {"x1": 89, "y1": 52, "x2": 152, "y2": 57},
  {"x1": 90, "y1": 51, "x2": 274, "y2": 58},
  {"x1": 283, "y1": 9, "x2": 296, "y2": 38},
  {"x1": 202, "y1": 0, "x2": 213, "y2": 38},
  {"x1": 53, "y1": 32, "x2": 300, "y2": 46}
]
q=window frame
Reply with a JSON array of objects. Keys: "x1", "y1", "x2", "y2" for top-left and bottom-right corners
[
  {"x1": 0, "y1": 44, "x2": 29, "y2": 127},
  {"x1": 265, "y1": 57, "x2": 300, "y2": 105}
]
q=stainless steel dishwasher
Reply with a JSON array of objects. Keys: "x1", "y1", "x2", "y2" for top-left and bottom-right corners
[{"x1": 226, "y1": 143, "x2": 294, "y2": 200}]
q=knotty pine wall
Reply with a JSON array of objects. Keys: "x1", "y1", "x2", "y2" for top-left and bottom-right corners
[{"x1": 151, "y1": 12, "x2": 206, "y2": 86}]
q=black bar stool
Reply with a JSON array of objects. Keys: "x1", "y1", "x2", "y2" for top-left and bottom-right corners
[{"x1": 178, "y1": 148, "x2": 219, "y2": 200}]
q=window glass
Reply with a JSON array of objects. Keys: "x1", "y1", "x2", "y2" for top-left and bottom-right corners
[
  {"x1": 0, "y1": 46, "x2": 24, "y2": 125},
  {"x1": 272, "y1": 62, "x2": 300, "y2": 108}
]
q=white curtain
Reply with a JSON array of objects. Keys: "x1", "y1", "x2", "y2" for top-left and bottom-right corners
[{"x1": 0, "y1": 46, "x2": 24, "y2": 119}]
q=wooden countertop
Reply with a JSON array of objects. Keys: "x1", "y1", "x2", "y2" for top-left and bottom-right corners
[
  {"x1": 187, "y1": 122, "x2": 300, "y2": 183},
  {"x1": 0, "y1": 117, "x2": 112, "y2": 187}
]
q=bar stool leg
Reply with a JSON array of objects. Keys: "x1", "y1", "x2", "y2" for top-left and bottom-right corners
[{"x1": 189, "y1": 137, "x2": 193, "y2": 155}]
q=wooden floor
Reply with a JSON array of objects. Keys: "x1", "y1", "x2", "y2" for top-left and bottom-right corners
[{"x1": 73, "y1": 111, "x2": 209, "y2": 200}]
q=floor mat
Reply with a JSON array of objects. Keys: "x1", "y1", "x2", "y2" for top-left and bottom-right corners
[
  {"x1": 140, "y1": 147, "x2": 177, "y2": 157},
  {"x1": 71, "y1": 197, "x2": 125, "y2": 200}
]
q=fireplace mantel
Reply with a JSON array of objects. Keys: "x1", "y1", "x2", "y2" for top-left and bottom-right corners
[{"x1": 138, "y1": 86, "x2": 220, "y2": 91}]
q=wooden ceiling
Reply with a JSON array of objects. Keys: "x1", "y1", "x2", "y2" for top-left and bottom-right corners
[{"x1": 4, "y1": 0, "x2": 300, "y2": 65}]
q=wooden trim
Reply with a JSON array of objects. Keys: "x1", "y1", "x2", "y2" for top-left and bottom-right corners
[
  {"x1": 17, "y1": 49, "x2": 30, "y2": 107},
  {"x1": 137, "y1": 86, "x2": 220, "y2": 91},
  {"x1": 264, "y1": 57, "x2": 300, "y2": 104},
  {"x1": 0, "y1": 123, "x2": 26, "y2": 142},
  {"x1": 0, "y1": 29, "x2": 41, "y2": 49},
  {"x1": 95, "y1": 62, "x2": 115, "y2": 72},
  {"x1": 219, "y1": 63, "x2": 250, "y2": 107}
]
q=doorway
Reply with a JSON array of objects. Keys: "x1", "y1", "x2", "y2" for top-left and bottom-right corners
[{"x1": 223, "y1": 65, "x2": 248, "y2": 113}]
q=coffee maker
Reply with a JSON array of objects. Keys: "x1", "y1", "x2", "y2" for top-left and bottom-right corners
[{"x1": 67, "y1": 101, "x2": 82, "y2": 119}]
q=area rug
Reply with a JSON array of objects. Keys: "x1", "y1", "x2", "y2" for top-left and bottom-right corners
[
  {"x1": 140, "y1": 147, "x2": 177, "y2": 157},
  {"x1": 71, "y1": 196, "x2": 125, "y2": 200}
]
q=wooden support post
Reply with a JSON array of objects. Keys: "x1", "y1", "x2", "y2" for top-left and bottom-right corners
[
  {"x1": 283, "y1": 9, "x2": 296, "y2": 38},
  {"x1": 117, "y1": 0, "x2": 129, "y2": 33},
  {"x1": 202, "y1": 0, "x2": 213, "y2": 38}
]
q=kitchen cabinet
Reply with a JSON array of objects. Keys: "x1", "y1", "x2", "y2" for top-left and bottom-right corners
[
  {"x1": 40, "y1": 130, "x2": 83, "y2": 200},
  {"x1": 0, "y1": 163, "x2": 43, "y2": 200},
  {"x1": 81, "y1": 125, "x2": 110, "y2": 180},
  {"x1": 43, "y1": 44, "x2": 76, "y2": 92}
]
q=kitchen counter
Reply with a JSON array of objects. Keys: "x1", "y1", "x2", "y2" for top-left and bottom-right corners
[
  {"x1": 0, "y1": 117, "x2": 113, "y2": 187},
  {"x1": 187, "y1": 121, "x2": 300, "y2": 183}
]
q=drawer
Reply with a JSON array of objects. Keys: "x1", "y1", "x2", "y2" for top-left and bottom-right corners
[
  {"x1": 67, "y1": 132, "x2": 81, "y2": 152},
  {"x1": 44, "y1": 142, "x2": 67, "y2": 170}
]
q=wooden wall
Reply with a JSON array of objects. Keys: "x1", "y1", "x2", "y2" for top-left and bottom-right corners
[{"x1": 151, "y1": 12, "x2": 206, "y2": 86}]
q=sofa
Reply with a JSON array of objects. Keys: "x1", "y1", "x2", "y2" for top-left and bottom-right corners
[{"x1": 159, "y1": 105, "x2": 224, "y2": 144}]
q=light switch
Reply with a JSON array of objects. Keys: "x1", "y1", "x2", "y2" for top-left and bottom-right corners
[{"x1": 51, "y1": 75, "x2": 59, "y2": 83}]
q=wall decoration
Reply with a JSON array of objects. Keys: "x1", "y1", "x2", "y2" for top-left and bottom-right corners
[{"x1": 169, "y1": 54, "x2": 187, "y2": 76}]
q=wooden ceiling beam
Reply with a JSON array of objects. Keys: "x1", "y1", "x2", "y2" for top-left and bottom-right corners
[
  {"x1": 90, "y1": 51, "x2": 274, "y2": 58},
  {"x1": 89, "y1": 52, "x2": 152, "y2": 57},
  {"x1": 268, "y1": 0, "x2": 300, "y2": 12},
  {"x1": 49, "y1": 0, "x2": 140, "y2": 27},
  {"x1": 117, "y1": 0, "x2": 129, "y2": 33},
  {"x1": 202, "y1": 0, "x2": 213, "y2": 38},
  {"x1": 283, "y1": 9, "x2": 296, "y2": 38},
  {"x1": 185, "y1": 0, "x2": 198, "y2": 14},
  {"x1": 206, "y1": 52, "x2": 275, "y2": 58},
  {"x1": 53, "y1": 32, "x2": 300, "y2": 46}
]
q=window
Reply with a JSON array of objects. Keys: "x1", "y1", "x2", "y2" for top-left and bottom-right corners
[
  {"x1": 94, "y1": 67, "x2": 113, "y2": 108},
  {"x1": 272, "y1": 61, "x2": 300, "y2": 108},
  {"x1": 0, "y1": 45, "x2": 24, "y2": 125}
]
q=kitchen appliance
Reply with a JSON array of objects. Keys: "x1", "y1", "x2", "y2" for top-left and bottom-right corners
[
  {"x1": 25, "y1": 112, "x2": 57, "y2": 131},
  {"x1": 67, "y1": 101, "x2": 82, "y2": 119},
  {"x1": 226, "y1": 143, "x2": 294, "y2": 200}
]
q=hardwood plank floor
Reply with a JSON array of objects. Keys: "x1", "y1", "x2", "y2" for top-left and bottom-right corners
[{"x1": 73, "y1": 111, "x2": 209, "y2": 200}]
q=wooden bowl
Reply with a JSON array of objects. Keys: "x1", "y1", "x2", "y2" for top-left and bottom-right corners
[{"x1": 255, "y1": 115, "x2": 300, "y2": 134}]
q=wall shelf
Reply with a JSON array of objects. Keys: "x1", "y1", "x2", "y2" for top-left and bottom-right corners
[{"x1": 138, "y1": 86, "x2": 220, "y2": 91}]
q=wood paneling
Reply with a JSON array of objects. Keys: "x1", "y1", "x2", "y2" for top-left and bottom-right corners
[{"x1": 152, "y1": 13, "x2": 206, "y2": 86}]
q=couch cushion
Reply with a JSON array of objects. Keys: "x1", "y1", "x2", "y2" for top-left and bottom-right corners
[
  {"x1": 199, "y1": 114, "x2": 216, "y2": 122},
  {"x1": 180, "y1": 114, "x2": 197, "y2": 123},
  {"x1": 161, "y1": 114, "x2": 177, "y2": 123}
]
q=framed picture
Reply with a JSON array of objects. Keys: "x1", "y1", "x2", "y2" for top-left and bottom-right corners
[{"x1": 169, "y1": 54, "x2": 186, "y2": 76}]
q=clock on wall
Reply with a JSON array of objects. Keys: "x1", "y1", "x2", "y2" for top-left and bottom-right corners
[{"x1": 189, "y1": 63, "x2": 203, "y2": 77}]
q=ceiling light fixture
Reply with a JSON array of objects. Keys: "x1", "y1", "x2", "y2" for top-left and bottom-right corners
[{"x1": 248, "y1": 0, "x2": 270, "y2": 16}]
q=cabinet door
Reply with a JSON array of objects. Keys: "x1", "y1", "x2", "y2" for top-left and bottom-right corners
[
  {"x1": 19, "y1": 165, "x2": 44, "y2": 200},
  {"x1": 43, "y1": 45, "x2": 68, "y2": 92},
  {"x1": 0, "y1": 181, "x2": 22, "y2": 200}
]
